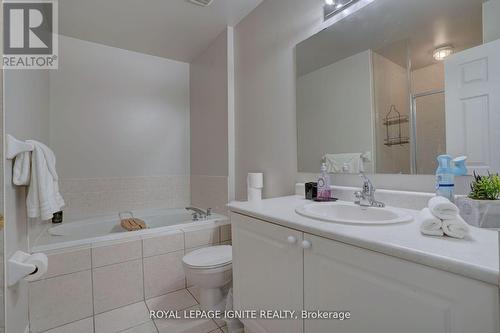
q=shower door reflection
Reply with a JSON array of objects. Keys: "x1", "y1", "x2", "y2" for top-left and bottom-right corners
[{"x1": 413, "y1": 90, "x2": 446, "y2": 175}]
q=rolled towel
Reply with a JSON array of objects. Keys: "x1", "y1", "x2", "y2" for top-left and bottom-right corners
[
  {"x1": 428, "y1": 196, "x2": 459, "y2": 220},
  {"x1": 442, "y1": 216, "x2": 469, "y2": 239},
  {"x1": 418, "y1": 208, "x2": 444, "y2": 237}
]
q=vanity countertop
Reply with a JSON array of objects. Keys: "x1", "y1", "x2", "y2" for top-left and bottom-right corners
[{"x1": 228, "y1": 196, "x2": 499, "y2": 286}]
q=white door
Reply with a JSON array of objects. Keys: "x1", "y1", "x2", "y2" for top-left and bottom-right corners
[
  {"x1": 445, "y1": 38, "x2": 500, "y2": 174},
  {"x1": 231, "y1": 213, "x2": 304, "y2": 333},
  {"x1": 303, "y1": 234, "x2": 499, "y2": 333}
]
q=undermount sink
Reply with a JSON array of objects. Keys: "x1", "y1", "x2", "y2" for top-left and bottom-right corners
[{"x1": 295, "y1": 202, "x2": 413, "y2": 225}]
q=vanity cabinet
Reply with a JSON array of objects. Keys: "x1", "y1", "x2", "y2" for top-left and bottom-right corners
[
  {"x1": 232, "y1": 213, "x2": 304, "y2": 333},
  {"x1": 231, "y1": 212, "x2": 499, "y2": 333}
]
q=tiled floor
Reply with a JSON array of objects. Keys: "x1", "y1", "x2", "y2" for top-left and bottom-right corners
[{"x1": 44, "y1": 288, "x2": 229, "y2": 333}]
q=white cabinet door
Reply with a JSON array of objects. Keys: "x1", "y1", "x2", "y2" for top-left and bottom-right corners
[
  {"x1": 445, "y1": 38, "x2": 500, "y2": 173},
  {"x1": 231, "y1": 213, "x2": 304, "y2": 333},
  {"x1": 304, "y1": 234, "x2": 499, "y2": 333}
]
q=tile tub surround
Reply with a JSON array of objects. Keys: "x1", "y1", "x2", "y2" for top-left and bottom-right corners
[
  {"x1": 59, "y1": 176, "x2": 190, "y2": 221},
  {"x1": 29, "y1": 222, "x2": 231, "y2": 333}
]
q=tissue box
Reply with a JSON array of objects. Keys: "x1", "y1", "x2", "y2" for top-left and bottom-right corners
[{"x1": 305, "y1": 182, "x2": 318, "y2": 200}]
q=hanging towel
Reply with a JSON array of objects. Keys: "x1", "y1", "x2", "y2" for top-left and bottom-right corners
[
  {"x1": 442, "y1": 216, "x2": 470, "y2": 239},
  {"x1": 323, "y1": 153, "x2": 364, "y2": 173},
  {"x1": 428, "y1": 196, "x2": 459, "y2": 220},
  {"x1": 23, "y1": 140, "x2": 65, "y2": 221},
  {"x1": 418, "y1": 208, "x2": 444, "y2": 237},
  {"x1": 13, "y1": 151, "x2": 31, "y2": 186}
]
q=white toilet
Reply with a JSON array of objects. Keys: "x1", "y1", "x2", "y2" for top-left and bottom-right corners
[{"x1": 182, "y1": 245, "x2": 232, "y2": 310}]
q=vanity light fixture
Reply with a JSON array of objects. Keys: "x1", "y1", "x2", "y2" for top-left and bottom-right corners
[
  {"x1": 433, "y1": 46, "x2": 454, "y2": 61},
  {"x1": 324, "y1": 0, "x2": 361, "y2": 21}
]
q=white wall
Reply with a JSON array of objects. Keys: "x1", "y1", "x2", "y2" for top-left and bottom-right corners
[
  {"x1": 234, "y1": 0, "x2": 325, "y2": 200},
  {"x1": 50, "y1": 36, "x2": 190, "y2": 179},
  {"x1": 297, "y1": 50, "x2": 374, "y2": 173},
  {"x1": 4, "y1": 69, "x2": 51, "y2": 333},
  {"x1": 234, "y1": 0, "x2": 471, "y2": 197},
  {"x1": 190, "y1": 29, "x2": 230, "y2": 214},
  {"x1": 48, "y1": 36, "x2": 191, "y2": 221},
  {"x1": 483, "y1": 0, "x2": 500, "y2": 43}
]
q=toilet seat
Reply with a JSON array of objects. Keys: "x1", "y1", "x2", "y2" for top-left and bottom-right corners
[{"x1": 183, "y1": 245, "x2": 232, "y2": 269}]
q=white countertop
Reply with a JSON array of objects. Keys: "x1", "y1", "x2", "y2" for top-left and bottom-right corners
[{"x1": 228, "y1": 195, "x2": 499, "y2": 286}]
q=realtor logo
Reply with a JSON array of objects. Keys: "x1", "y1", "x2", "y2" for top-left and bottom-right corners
[{"x1": 3, "y1": 0, "x2": 58, "y2": 69}]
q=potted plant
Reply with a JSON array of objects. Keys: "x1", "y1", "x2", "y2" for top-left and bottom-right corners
[{"x1": 456, "y1": 172, "x2": 500, "y2": 228}]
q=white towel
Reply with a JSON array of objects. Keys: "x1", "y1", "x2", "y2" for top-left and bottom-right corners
[
  {"x1": 22, "y1": 140, "x2": 65, "y2": 221},
  {"x1": 418, "y1": 208, "x2": 444, "y2": 237},
  {"x1": 442, "y1": 216, "x2": 469, "y2": 239},
  {"x1": 13, "y1": 151, "x2": 31, "y2": 186},
  {"x1": 324, "y1": 153, "x2": 363, "y2": 173},
  {"x1": 428, "y1": 196, "x2": 459, "y2": 220}
]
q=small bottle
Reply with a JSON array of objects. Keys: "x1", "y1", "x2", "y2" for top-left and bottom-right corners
[
  {"x1": 317, "y1": 163, "x2": 331, "y2": 201},
  {"x1": 436, "y1": 155, "x2": 455, "y2": 201}
]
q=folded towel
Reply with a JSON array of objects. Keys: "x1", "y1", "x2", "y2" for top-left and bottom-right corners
[
  {"x1": 24, "y1": 140, "x2": 65, "y2": 221},
  {"x1": 442, "y1": 215, "x2": 469, "y2": 239},
  {"x1": 324, "y1": 153, "x2": 364, "y2": 173},
  {"x1": 428, "y1": 196, "x2": 459, "y2": 220},
  {"x1": 418, "y1": 208, "x2": 444, "y2": 237}
]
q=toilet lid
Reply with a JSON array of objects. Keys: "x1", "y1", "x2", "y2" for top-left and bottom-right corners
[{"x1": 183, "y1": 245, "x2": 232, "y2": 269}]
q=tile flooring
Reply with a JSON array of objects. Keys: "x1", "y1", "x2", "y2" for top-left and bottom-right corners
[{"x1": 43, "y1": 288, "x2": 230, "y2": 333}]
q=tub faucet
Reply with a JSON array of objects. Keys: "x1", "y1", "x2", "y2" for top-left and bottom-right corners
[
  {"x1": 186, "y1": 207, "x2": 212, "y2": 221},
  {"x1": 354, "y1": 173, "x2": 385, "y2": 208}
]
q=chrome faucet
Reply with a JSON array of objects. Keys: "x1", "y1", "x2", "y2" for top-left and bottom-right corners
[
  {"x1": 186, "y1": 207, "x2": 212, "y2": 221},
  {"x1": 354, "y1": 173, "x2": 385, "y2": 208}
]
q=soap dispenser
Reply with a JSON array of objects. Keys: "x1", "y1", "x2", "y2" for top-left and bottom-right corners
[
  {"x1": 317, "y1": 163, "x2": 332, "y2": 201},
  {"x1": 436, "y1": 155, "x2": 455, "y2": 201}
]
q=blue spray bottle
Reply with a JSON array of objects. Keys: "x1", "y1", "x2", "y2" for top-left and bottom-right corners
[{"x1": 436, "y1": 155, "x2": 455, "y2": 201}]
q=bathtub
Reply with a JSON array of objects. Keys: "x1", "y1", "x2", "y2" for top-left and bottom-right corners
[{"x1": 32, "y1": 208, "x2": 228, "y2": 252}]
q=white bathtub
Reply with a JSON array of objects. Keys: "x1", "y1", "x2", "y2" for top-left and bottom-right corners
[{"x1": 32, "y1": 208, "x2": 228, "y2": 252}]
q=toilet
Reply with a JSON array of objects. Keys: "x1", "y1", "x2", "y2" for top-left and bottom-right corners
[{"x1": 182, "y1": 245, "x2": 232, "y2": 310}]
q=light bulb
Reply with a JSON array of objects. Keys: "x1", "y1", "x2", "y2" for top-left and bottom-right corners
[{"x1": 325, "y1": 0, "x2": 335, "y2": 5}]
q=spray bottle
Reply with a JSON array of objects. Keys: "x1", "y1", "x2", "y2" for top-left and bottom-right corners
[{"x1": 436, "y1": 155, "x2": 455, "y2": 201}]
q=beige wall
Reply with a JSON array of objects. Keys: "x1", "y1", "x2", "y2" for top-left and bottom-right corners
[
  {"x1": 190, "y1": 29, "x2": 230, "y2": 213},
  {"x1": 372, "y1": 51, "x2": 411, "y2": 174},
  {"x1": 412, "y1": 63, "x2": 446, "y2": 174}
]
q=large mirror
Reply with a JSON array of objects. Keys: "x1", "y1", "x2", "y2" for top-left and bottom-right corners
[{"x1": 296, "y1": 0, "x2": 500, "y2": 175}]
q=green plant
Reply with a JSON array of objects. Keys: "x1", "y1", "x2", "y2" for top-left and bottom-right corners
[{"x1": 469, "y1": 172, "x2": 500, "y2": 200}]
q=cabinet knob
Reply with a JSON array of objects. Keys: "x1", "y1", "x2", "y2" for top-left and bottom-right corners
[
  {"x1": 287, "y1": 236, "x2": 297, "y2": 244},
  {"x1": 301, "y1": 240, "x2": 312, "y2": 249}
]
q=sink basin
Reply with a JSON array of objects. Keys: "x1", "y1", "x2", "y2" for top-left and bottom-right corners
[{"x1": 295, "y1": 202, "x2": 413, "y2": 225}]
